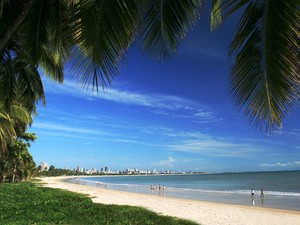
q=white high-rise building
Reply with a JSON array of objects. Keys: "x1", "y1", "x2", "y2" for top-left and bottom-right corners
[{"x1": 40, "y1": 162, "x2": 49, "y2": 171}]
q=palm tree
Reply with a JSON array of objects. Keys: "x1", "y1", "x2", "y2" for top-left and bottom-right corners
[
  {"x1": 0, "y1": 104, "x2": 31, "y2": 153},
  {"x1": 19, "y1": 153, "x2": 37, "y2": 181},
  {"x1": 0, "y1": 0, "x2": 299, "y2": 134},
  {"x1": 0, "y1": 157, "x2": 13, "y2": 182},
  {"x1": 0, "y1": 107, "x2": 35, "y2": 182},
  {"x1": 6, "y1": 132, "x2": 37, "y2": 182},
  {"x1": 0, "y1": 30, "x2": 45, "y2": 113}
]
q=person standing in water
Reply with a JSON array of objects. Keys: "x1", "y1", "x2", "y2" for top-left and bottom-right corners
[
  {"x1": 251, "y1": 189, "x2": 255, "y2": 206},
  {"x1": 251, "y1": 189, "x2": 255, "y2": 199},
  {"x1": 260, "y1": 188, "x2": 264, "y2": 198},
  {"x1": 260, "y1": 188, "x2": 264, "y2": 206}
]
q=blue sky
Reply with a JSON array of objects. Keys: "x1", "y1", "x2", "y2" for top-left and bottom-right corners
[{"x1": 29, "y1": 7, "x2": 300, "y2": 172}]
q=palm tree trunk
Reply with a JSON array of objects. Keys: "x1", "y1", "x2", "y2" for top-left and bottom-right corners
[
  {"x1": 12, "y1": 164, "x2": 16, "y2": 183},
  {"x1": 0, "y1": 0, "x2": 34, "y2": 51}
]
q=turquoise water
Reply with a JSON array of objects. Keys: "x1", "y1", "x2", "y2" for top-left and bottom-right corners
[{"x1": 66, "y1": 171, "x2": 300, "y2": 211}]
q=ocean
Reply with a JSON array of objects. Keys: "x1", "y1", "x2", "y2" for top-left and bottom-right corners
[{"x1": 65, "y1": 170, "x2": 300, "y2": 211}]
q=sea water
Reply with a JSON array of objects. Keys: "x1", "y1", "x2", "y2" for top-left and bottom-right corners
[{"x1": 65, "y1": 170, "x2": 300, "y2": 211}]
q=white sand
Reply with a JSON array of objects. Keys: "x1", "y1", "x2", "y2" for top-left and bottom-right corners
[{"x1": 40, "y1": 176, "x2": 300, "y2": 225}]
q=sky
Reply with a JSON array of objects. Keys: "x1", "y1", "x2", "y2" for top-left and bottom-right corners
[{"x1": 28, "y1": 6, "x2": 300, "y2": 173}]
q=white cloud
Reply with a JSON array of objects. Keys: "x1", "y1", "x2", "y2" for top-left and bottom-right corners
[
  {"x1": 42, "y1": 77, "x2": 218, "y2": 123},
  {"x1": 166, "y1": 139, "x2": 257, "y2": 157},
  {"x1": 102, "y1": 89, "x2": 199, "y2": 111},
  {"x1": 36, "y1": 108, "x2": 130, "y2": 131},
  {"x1": 138, "y1": 125, "x2": 267, "y2": 157},
  {"x1": 152, "y1": 157, "x2": 177, "y2": 168},
  {"x1": 179, "y1": 36, "x2": 227, "y2": 61},
  {"x1": 33, "y1": 122, "x2": 115, "y2": 137},
  {"x1": 43, "y1": 78, "x2": 198, "y2": 110},
  {"x1": 193, "y1": 110, "x2": 215, "y2": 119},
  {"x1": 259, "y1": 161, "x2": 300, "y2": 167},
  {"x1": 181, "y1": 158, "x2": 203, "y2": 163},
  {"x1": 174, "y1": 110, "x2": 218, "y2": 123},
  {"x1": 31, "y1": 121, "x2": 159, "y2": 146},
  {"x1": 141, "y1": 126, "x2": 209, "y2": 139},
  {"x1": 277, "y1": 129, "x2": 300, "y2": 138}
]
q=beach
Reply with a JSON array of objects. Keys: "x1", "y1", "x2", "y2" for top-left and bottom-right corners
[{"x1": 40, "y1": 176, "x2": 300, "y2": 225}]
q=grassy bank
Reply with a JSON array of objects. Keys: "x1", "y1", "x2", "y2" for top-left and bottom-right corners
[{"x1": 0, "y1": 182, "x2": 198, "y2": 225}]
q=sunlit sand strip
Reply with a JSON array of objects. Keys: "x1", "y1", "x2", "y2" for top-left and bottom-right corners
[{"x1": 40, "y1": 176, "x2": 300, "y2": 225}]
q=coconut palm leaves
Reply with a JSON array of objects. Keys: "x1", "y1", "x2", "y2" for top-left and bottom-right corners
[
  {"x1": 137, "y1": 0, "x2": 202, "y2": 61},
  {"x1": 0, "y1": 0, "x2": 299, "y2": 133},
  {"x1": 0, "y1": 0, "x2": 34, "y2": 50},
  {"x1": 68, "y1": 0, "x2": 139, "y2": 90},
  {"x1": 0, "y1": 46, "x2": 45, "y2": 113},
  {"x1": 213, "y1": 0, "x2": 300, "y2": 133},
  {"x1": 20, "y1": 0, "x2": 72, "y2": 82},
  {"x1": 0, "y1": 104, "x2": 31, "y2": 153},
  {"x1": 1, "y1": 0, "x2": 202, "y2": 90},
  {"x1": 0, "y1": 103, "x2": 34, "y2": 182},
  {"x1": 0, "y1": 113, "x2": 15, "y2": 151}
]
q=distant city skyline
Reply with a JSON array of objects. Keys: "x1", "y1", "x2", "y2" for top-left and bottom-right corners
[
  {"x1": 39, "y1": 161, "x2": 204, "y2": 175},
  {"x1": 29, "y1": 5, "x2": 300, "y2": 173},
  {"x1": 41, "y1": 159, "x2": 300, "y2": 175}
]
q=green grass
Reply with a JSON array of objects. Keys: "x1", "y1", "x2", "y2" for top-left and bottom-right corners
[{"x1": 0, "y1": 182, "x2": 199, "y2": 225}]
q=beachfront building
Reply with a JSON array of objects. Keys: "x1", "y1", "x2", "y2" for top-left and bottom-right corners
[
  {"x1": 76, "y1": 166, "x2": 84, "y2": 173},
  {"x1": 86, "y1": 168, "x2": 98, "y2": 174},
  {"x1": 40, "y1": 162, "x2": 49, "y2": 171}
]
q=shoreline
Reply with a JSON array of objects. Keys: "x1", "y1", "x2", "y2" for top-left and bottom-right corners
[
  {"x1": 40, "y1": 176, "x2": 300, "y2": 225},
  {"x1": 66, "y1": 174, "x2": 300, "y2": 211}
]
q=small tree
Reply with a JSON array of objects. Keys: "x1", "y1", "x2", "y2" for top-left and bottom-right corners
[{"x1": 49, "y1": 165, "x2": 55, "y2": 171}]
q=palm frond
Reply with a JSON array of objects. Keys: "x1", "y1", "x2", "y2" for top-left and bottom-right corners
[
  {"x1": 0, "y1": 0, "x2": 33, "y2": 51},
  {"x1": 0, "y1": 44, "x2": 46, "y2": 113},
  {"x1": 210, "y1": 0, "x2": 222, "y2": 31},
  {"x1": 20, "y1": 0, "x2": 72, "y2": 82},
  {"x1": 38, "y1": 46, "x2": 64, "y2": 82},
  {"x1": 137, "y1": 0, "x2": 202, "y2": 62},
  {"x1": 9, "y1": 105, "x2": 31, "y2": 125},
  {"x1": 0, "y1": 50, "x2": 17, "y2": 112},
  {"x1": 39, "y1": 0, "x2": 73, "y2": 82},
  {"x1": 222, "y1": 0, "x2": 251, "y2": 19},
  {"x1": 17, "y1": 64, "x2": 46, "y2": 112},
  {"x1": 210, "y1": 0, "x2": 251, "y2": 31},
  {"x1": 0, "y1": 0, "x2": 5, "y2": 16},
  {"x1": 21, "y1": 0, "x2": 51, "y2": 65},
  {"x1": 0, "y1": 103, "x2": 31, "y2": 126},
  {"x1": 0, "y1": 112, "x2": 15, "y2": 152},
  {"x1": 228, "y1": 0, "x2": 300, "y2": 133},
  {"x1": 67, "y1": 0, "x2": 138, "y2": 91}
]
